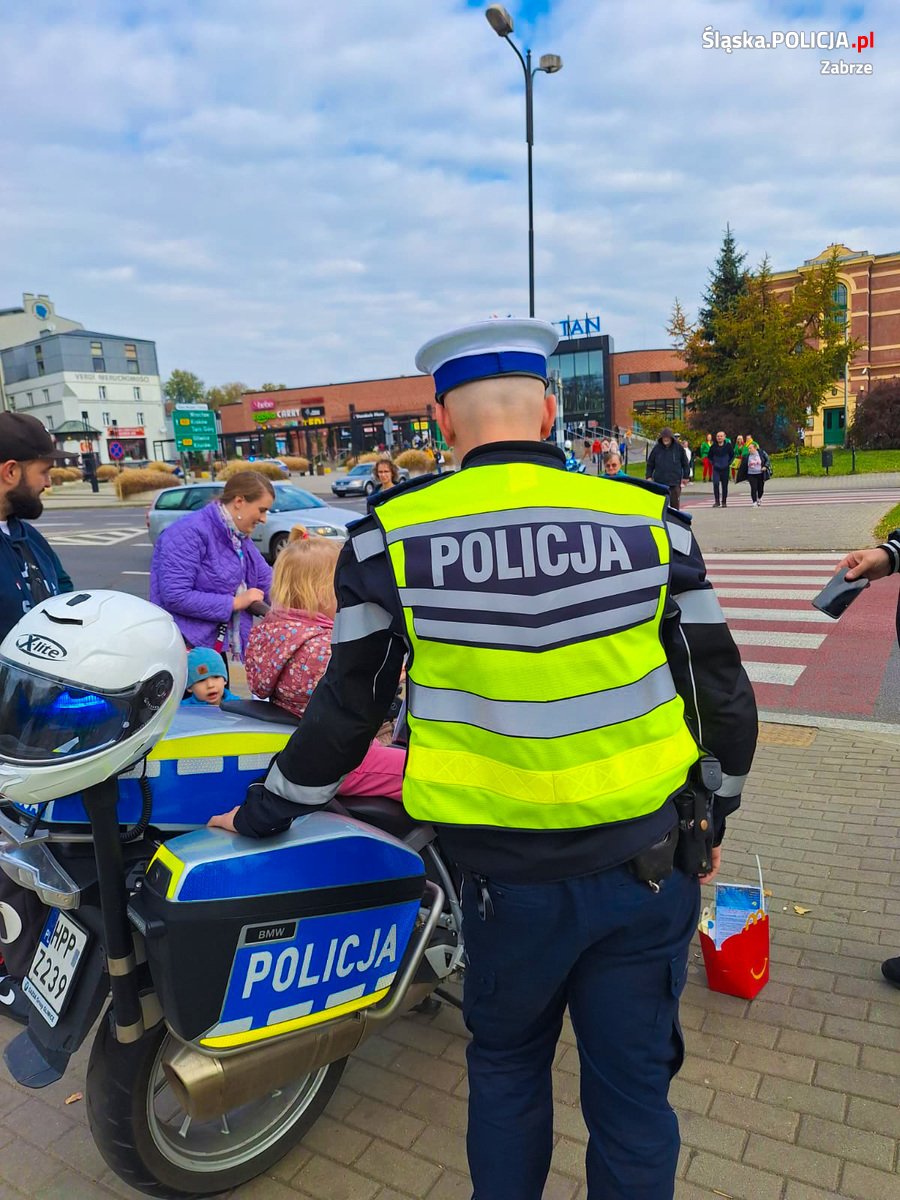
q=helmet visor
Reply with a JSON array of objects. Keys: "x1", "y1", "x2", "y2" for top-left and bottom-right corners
[{"x1": 0, "y1": 659, "x2": 157, "y2": 764}]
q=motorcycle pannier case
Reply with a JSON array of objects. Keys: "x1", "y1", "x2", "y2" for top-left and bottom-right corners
[{"x1": 129, "y1": 812, "x2": 426, "y2": 1049}]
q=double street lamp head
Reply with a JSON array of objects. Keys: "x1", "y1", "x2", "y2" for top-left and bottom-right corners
[{"x1": 484, "y1": 7, "x2": 563, "y2": 72}]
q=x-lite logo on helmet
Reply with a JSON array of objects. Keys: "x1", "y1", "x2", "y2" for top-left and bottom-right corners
[{"x1": 15, "y1": 633, "x2": 67, "y2": 661}]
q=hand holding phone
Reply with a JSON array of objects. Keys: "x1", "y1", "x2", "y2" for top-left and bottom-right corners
[{"x1": 811, "y1": 568, "x2": 869, "y2": 619}]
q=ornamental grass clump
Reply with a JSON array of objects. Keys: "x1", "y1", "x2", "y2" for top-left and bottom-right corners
[{"x1": 114, "y1": 469, "x2": 177, "y2": 499}]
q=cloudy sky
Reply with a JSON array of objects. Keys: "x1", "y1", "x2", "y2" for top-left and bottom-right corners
[{"x1": 1, "y1": 0, "x2": 896, "y2": 389}]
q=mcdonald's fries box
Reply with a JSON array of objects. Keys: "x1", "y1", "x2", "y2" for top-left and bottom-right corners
[
  {"x1": 698, "y1": 882, "x2": 770, "y2": 1001},
  {"x1": 128, "y1": 812, "x2": 426, "y2": 1048}
]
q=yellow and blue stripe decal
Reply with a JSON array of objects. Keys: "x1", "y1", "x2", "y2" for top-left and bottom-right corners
[
  {"x1": 18, "y1": 730, "x2": 291, "y2": 830},
  {"x1": 202, "y1": 900, "x2": 419, "y2": 1049}
]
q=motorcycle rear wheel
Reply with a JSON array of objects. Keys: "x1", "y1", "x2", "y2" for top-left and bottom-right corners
[{"x1": 87, "y1": 1012, "x2": 346, "y2": 1198}]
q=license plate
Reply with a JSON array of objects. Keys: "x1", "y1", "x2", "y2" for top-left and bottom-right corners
[{"x1": 22, "y1": 910, "x2": 89, "y2": 1028}]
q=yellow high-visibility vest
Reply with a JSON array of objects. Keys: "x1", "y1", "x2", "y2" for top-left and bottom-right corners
[{"x1": 372, "y1": 461, "x2": 699, "y2": 829}]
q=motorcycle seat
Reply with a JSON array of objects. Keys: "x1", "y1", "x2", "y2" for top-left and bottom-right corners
[
  {"x1": 338, "y1": 794, "x2": 419, "y2": 841},
  {"x1": 221, "y1": 698, "x2": 302, "y2": 727}
]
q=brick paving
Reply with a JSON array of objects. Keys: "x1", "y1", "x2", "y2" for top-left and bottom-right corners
[{"x1": 0, "y1": 721, "x2": 897, "y2": 1198}]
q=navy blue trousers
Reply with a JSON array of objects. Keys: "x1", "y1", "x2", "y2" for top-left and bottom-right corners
[{"x1": 461, "y1": 864, "x2": 700, "y2": 1200}]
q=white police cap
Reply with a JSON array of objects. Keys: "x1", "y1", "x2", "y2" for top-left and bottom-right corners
[{"x1": 415, "y1": 318, "x2": 559, "y2": 402}]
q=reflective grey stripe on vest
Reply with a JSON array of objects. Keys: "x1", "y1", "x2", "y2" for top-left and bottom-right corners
[
  {"x1": 265, "y1": 761, "x2": 343, "y2": 806},
  {"x1": 409, "y1": 663, "x2": 676, "y2": 739},
  {"x1": 400, "y1": 564, "x2": 668, "y2": 615},
  {"x1": 384, "y1": 506, "x2": 665, "y2": 544},
  {"x1": 352, "y1": 528, "x2": 386, "y2": 562},
  {"x1": 666, "y1": 520, "x2": 692, "y2": 556},
  {"x1": 332, "y1": 602, "x2": 393, "y2": 644},
  {"x1": 717, "y1": 771, "x2": 747, "y2": 798},
  {"x1": 674, "y1": 588, "x2": 726, "y2": 625},
  {"x1": 414, "y1": 597, "x2": 659, "y2": 649}
]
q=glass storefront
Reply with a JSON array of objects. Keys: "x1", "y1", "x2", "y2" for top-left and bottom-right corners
[{"x1": 548, "y1": 335, "x2": 612, "y2": 430}]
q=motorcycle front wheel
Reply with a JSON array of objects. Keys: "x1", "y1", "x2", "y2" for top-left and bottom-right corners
[{"x1": 86, "y1": 1012, "x2": 346, "y2": 1198}]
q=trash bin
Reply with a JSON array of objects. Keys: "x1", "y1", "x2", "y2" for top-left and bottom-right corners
[{"x1": 821, "y1": 449, "x2": 833, "y2": 470}]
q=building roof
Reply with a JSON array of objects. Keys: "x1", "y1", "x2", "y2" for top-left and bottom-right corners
[{"x1": 52, "y1": 420, "x2": 102, "y2": 435}]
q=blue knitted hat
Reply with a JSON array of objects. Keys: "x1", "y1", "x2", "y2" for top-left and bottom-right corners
[{"x1": 186, "y1": 646, "x2": 228, "y2": 690}]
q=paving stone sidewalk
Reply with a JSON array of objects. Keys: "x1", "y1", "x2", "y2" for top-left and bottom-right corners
[{"x1": 0, "y1": 720, "x2": 898, "y2": 1200}]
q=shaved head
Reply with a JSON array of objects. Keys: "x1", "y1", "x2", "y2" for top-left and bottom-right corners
[{"x1": 436, "y1": 375, "x2": 555, "y2": 462}]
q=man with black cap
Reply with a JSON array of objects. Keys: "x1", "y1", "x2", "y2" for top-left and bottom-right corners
[
  {"x1": 211, "y1": 319, "x2": 756, "y2": 1200},
  {"x1": 0, "y1": 411, "x2": 73, "y2": 1022}
]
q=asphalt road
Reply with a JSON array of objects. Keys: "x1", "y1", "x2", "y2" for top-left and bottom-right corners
[{"x1": 39, "y1": 498, "x2": 367, "y2": 603}]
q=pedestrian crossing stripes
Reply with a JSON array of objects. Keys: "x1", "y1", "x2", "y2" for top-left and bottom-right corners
[
  {"x1": 684, "y1": 488, "x2": 899, "y2": 509},
  {"x1": 45, "y1": 527, "x2": 146, "y2": 547},
  {"x1": 703, "y1": 551, "x2": 843, "y2": 692}
]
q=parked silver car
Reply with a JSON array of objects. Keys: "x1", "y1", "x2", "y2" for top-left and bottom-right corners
[{"x1": 146, "y1": 482, "x2": 353, "y2": 560}]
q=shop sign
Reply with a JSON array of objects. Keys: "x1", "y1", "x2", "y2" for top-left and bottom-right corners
[
  {"x1": 251, "y1": 398, "x2": 276, "y2": 412},
  {"x1": 554, "y1": 314, "x2": 601, "y2": 338},
  {"x1": 107, "y1": 426, "x2": 145, "y2": 437},
  {"x1": 355, "y1": 410, "x2": 387, "y2": 421}
]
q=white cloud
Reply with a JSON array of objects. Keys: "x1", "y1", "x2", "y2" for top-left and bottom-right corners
[{"x1": 0, "y1": 0, "x2": 897, "y2": 385}]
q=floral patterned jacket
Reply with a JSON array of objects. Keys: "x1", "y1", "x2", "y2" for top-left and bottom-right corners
[{"x1": 244, "y1": 607, "x2": 333, "y2": 717}]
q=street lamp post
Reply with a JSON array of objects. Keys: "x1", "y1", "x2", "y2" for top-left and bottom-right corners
[{"x1": 485, "y1": 5, "x2": 562, "y2": 318}]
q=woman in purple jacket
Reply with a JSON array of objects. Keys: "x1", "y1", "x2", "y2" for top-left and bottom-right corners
[{"x1": 150, "y1": 471, "x2": 274, "y2": 661}]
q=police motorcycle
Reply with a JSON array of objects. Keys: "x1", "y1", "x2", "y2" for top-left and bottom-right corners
[{"x1": 0, "y1": 592, "x2": 463, "y2": 1197}]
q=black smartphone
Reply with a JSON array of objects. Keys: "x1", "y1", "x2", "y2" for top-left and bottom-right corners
[{"x1": 811, "y1": 568, "x2": 869, "y2": 619}]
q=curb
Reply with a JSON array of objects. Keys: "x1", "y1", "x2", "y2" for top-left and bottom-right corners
[{"x1": 757, "y1": 707, "x2": 900, "y2": 739}]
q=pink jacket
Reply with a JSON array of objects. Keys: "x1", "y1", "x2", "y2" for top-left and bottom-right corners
[
  {"x1": 244, "y1": 607, "x2": 403, "y2": 801},
  {"x1": 245, "y1": 607, "x2": 332, "y2": 717}
]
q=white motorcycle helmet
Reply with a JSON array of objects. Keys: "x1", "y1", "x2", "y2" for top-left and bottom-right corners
[
  {"x1": 0, "y1": 591, "x2": 187, "y2": 806},
  {"x1": 564, "y1": 440, "x2": 573, "y2": 450}
]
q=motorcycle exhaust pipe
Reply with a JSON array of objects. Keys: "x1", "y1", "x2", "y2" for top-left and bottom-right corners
[{"x1": 162, "y1": 882, "x2": 444, "y2": 1122}]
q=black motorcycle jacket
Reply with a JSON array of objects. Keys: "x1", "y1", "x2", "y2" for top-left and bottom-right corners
[{"x1": 233, "y1": 441, "x2": 758, "y2": 883}]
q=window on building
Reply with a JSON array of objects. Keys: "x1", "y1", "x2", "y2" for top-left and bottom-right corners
[
  {"x1": 46, "y1": 415, "x2": 54, "y2": 430},
  {"x1": 25, "y1": 391, "x2": 33, "y2": 407},
  {"x1": 81, "y1": 410, "x2": 90, "y2": 424},
  {"x1": 133, "y1": 386, "x2": 141, "y2": 401},
  {"x1": 633, "y1": 398, "x2": 684, "y2": 422},
  {"x1": 91, "y1": 341, "x2": 105, "y2": 372},
  {"x1": 102, "y1": 412, "x2": 111, "y2": 426},
  {"x1": 618, "y1": 371, "x2": 683, "y2": 386},
  {"x1": 124, "y1": 343, "x2": 139, "y2": 373},
  {"x1": 136, "y1": 411, "x2": 144, "y2": 425},
  {"x1": 98, "y1": 385, "x2": 107, "y2": 400},
  {"x1": 42, "y1": 389, "x2": 49, "y2": 404},
  {"x1": 34, "y1": 344, "x2": 45, "y2": 375},
  {"x1": 830, "y1": 283, "x2": 849, "y2": 330},
  {"x1": 111, "y1": 418, "x2": 118, "y2": 428}
]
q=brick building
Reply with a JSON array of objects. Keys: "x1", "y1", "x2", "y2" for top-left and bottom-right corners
[
  {"x1": 609, "y1": 348, "x2": 686, "y2": 432},
  {"x1": 773, "y1": 243, "x2": 900, "y2": 446},
  {"x1": 218, "y1": 375, "x2": 437, "y2": 458}
]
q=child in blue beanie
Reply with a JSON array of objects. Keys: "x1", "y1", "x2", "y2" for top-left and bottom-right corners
[{"x1": 182, "y1": 647, "x2": 238, "y2": 706}]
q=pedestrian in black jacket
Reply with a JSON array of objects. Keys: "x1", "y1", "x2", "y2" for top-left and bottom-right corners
[
  {"x1": 0, "y1": 411, "x2": 74, "y2": 1023},
  {"x1": 708, "y1": 431, "x2": 735, "y2": 507},
  {"x1": 645, "y1": 427, "x2": 690, "y2": 509}
]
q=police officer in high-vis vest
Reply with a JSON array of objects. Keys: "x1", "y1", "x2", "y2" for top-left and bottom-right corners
[{"x1": 212, "y1": 319, "x2": 758, "y2": 1200}]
